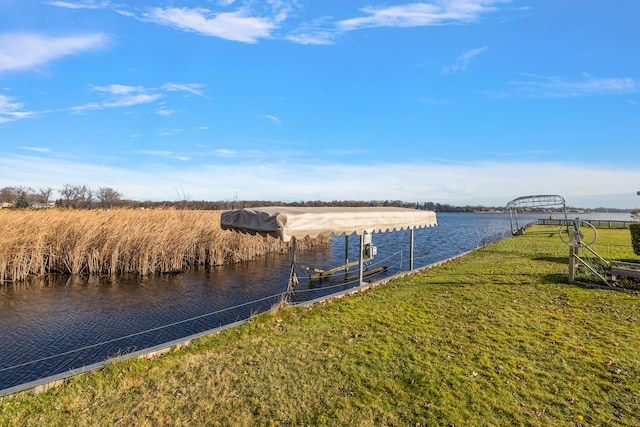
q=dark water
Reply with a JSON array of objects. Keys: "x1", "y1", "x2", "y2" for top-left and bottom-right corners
[{"x1": 0, "y1": 212, "x2": 627, "y2": 392}]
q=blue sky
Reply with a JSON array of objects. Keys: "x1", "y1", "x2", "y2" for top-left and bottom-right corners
[{"x1": 1, "y1": 0, "x2": 639, "y2": 208}]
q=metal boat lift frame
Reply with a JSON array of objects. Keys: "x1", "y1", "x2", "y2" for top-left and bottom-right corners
[{"x1": 506, "y1": 194, "x2": 569, "y2": 235}]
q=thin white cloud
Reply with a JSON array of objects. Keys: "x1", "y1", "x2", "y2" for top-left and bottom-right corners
[
  {"x1": 441, "y1": 46, "x2": 488, "y2": 75},
  {"x1": 0, "y1": 32, "x2": 108, "y2": 73},
  {"x1": 46, "y1": 1, "x2": 111, "y2": 9},
  {"x1": 18, "y1": 146, "x2": 51, "y2": 153},
  {"x1": 69, "y1": 82, "x2": 204, "y2": 113},
  {"x1": 159, "y1": 128, "x2": 183, "y2": 136},
  {"x1": 511, "y1": 74, "x2": 639, "y2": 98},
  {"x1": 216, "y1": 149, "x2": 238, "y2": 157},
  {"x1": 0, "y1": 94, "x2": 34, "y2": 123},
  {"x1": 147, "y1": 7, "x2": 277, "y2": 43},
  {"x1": 90, "y1": 84, "x2": 164, "y2": 108},
  {"x1": 285, "y1": 31, "x2": 335, "y2": 46},
  {"x1": 264, "y1": 114, "x2": 282, "y2": 125},
  {"x1": 161, "y1": 82, "x2": 206, "y2": 97},
  {"x1": 337, "y1": 1, "x2": 504, "y2": 31},
  {"x1": 156, "y1": 108, "x2": 175, "y2": 116}
]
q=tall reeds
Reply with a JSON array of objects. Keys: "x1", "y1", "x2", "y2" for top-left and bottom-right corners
[{"x1": 0, "y1": 209, "x2": 328, "y2": 284}]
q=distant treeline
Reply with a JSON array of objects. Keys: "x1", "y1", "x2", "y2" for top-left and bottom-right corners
[{"x1": 0, "y1": 185, "x2": 630, "y2": 213}]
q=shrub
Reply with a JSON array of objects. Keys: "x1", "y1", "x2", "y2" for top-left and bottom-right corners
[{"x1": 631, "y1": 223, "x2": 640, "y2": 256}]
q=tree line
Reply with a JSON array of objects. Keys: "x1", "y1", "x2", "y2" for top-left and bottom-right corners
[
  {"x1": 0, "y1": 185, "x2": 630, "y2": 212},
  {"x1": 0, "y1": 185, "x2": 122, "y2": 210}
]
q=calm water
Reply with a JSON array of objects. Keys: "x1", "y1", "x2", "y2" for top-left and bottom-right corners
[{"x1": 0, "y1": 212, "x2": 631, "y2": 392}]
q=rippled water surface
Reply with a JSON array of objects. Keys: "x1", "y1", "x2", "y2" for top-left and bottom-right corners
[{"x1": 0, "y1": 212, "x2": 630, "y2": 391}]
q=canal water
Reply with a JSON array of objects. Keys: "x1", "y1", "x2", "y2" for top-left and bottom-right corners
[{"x1": 0, "y1": 212, "x2": 630, "y2": 392}]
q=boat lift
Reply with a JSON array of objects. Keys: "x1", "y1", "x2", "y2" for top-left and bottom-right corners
[
  {"x1": 506, "y1": 194, "x2": 569, "y2": 235},
  {"x1": 221, "y1": 206, "x2": 437, "y2": 301},
  {"x1": 507, "y1": 195, "x2": 638, "y2": 287}
]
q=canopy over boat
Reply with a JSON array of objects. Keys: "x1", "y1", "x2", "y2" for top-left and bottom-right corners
[{"x1": 221, "y1": 206, "x2": 437, "y2": 242}]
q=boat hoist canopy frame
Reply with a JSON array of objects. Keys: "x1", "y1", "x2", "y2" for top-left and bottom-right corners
[
  {"x1": 221, "y1": 206, "x2": 438, "y2": 300},
  {"x1": 506, "y1": 195, "x2": 568, "y2": 235}
]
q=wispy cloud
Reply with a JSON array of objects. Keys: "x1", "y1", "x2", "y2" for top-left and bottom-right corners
[
  {"x1": 0, "y1": 32, "x2": 108, "y2": 73},
  {"x1": 159, "y1": 128, "x2": 183, "y2": 136},
  {"x1": 285, "y1": 31, "x2": 335, "y2": 45},
  {"x1": 135, "y1": 149, "x2": 190, "y2": 161},
  {"x1": 156, "y1": 108, "x2": 175, "y2": 116},
  {"x1": 89, "y1": 84, "x2": 164, "y2": 108},
  {"x1": 18, "y1": 146, "x2": 51, "y2": 153},
  {"x1": 162, "y1": 82, "x2": 206, "y2": 97},
  {"x1": 68, "y1": 82, "x2": 205, "y2": 113},
  {"x1": 0, "y1": 94, "x2": 34, "y2": 123},
  {"x1": 337, "y1": 1, "x2": 505, "y2": 31},
  {"x1": 511, "y1": 74, "x2": 640, "y2": 98},
  {"x1": 441, "y1": 46, "x2": 488, "y2": 75},
  {"x1": 146, "y1": 7, "x2": 278, "y2": 43},
  {"x1": 264, "y1": 114, "x2": 282, "y2": 125},
  {"x1": 215, "y1": 149, "x2": 238, "y2": 157},
  {"x1": 46, "y1": 0, "x2": 111, "y2": 9},
  {"x1": 286, "y1": 1, "x2": 507, "y2": 45}
]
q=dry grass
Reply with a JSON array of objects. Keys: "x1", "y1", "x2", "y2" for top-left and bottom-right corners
[{"x1": 0, "y1": 209, "x2": 326, "y2": 284}]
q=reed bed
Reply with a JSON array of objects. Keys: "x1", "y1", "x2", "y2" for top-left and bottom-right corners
[{"x1": 0, "y1": 209, "x2": 327, "y2": 284}]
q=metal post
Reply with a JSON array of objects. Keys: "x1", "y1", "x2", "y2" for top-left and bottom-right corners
[
  {"x1": 345, "y1": 235, "x2": 349, "y2": 274},
  {"x1": 409, "y1": 228, "x2": 415, "y2": 271},
  {"x1": 568, "y1": 245, "x2": 577, "y2": 283},
  {"x1": 358, "y1": 233, "x2": 364, "y2": 286},
  {"x1": 568, "y1": 218, "x2": 580, "y2": 284}
]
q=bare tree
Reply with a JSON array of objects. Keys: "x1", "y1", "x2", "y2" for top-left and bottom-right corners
[
  {"x1": 39, "y1": 186, "x2": 54, "y2": 207},
  {"x1": 59, "y1": 184, "x2": 77, "y2": 208},
  {"x1": 82, "y1": 186, "x2": 94, "y2": 209},
  {"x1": 0, "y1": 187, "x2": 16, "y2": 204},
  {"x1": 97, "y1": 187, "x2": 122, "y2": 210},
  {"x1": 59, "y1": 184, "x2": 93, "y2": 208}
]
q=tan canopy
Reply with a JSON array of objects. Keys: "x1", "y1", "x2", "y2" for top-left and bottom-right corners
[{"x1": 220, "y1": 206, "x2": 437, "y2": 242}]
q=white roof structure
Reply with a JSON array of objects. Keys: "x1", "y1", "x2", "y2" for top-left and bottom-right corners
[{"x1": 221, "y1": 206, "x2": 437, "y2": 242}]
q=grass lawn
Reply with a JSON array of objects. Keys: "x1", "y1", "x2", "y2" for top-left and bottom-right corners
[{"x1": 1, "y1": 225, "x2": 640, "y2": 426}]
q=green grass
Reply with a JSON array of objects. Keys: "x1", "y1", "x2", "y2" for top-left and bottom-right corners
[{"x1": 2, "y1": 226, "x2": 640, "y2": 426}]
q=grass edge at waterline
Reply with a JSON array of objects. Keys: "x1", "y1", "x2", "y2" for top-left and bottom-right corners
[{"x1": 1, "y1": 226, "x2": 640, "y2": 426}]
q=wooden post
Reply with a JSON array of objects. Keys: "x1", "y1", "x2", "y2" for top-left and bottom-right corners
[{"x1": 286, "y1": 237, "x2": 298, "y2": 301}]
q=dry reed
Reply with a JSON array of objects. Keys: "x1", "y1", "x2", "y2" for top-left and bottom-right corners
[{"x1": 0, "y1": 209, "x2": 327, "y2": 284}]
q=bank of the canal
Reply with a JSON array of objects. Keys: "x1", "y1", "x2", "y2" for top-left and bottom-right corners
[{"x1": 2, "y1": 225, "x2": 639, "y2": 426}]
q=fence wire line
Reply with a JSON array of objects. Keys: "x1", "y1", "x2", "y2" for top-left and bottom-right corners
[
  {"x1": 0, "y1": 289, "x2": 287, "y2": 374},
  {"x1": 1, "y1": 250, "x2": 406, "y2": 375}
]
